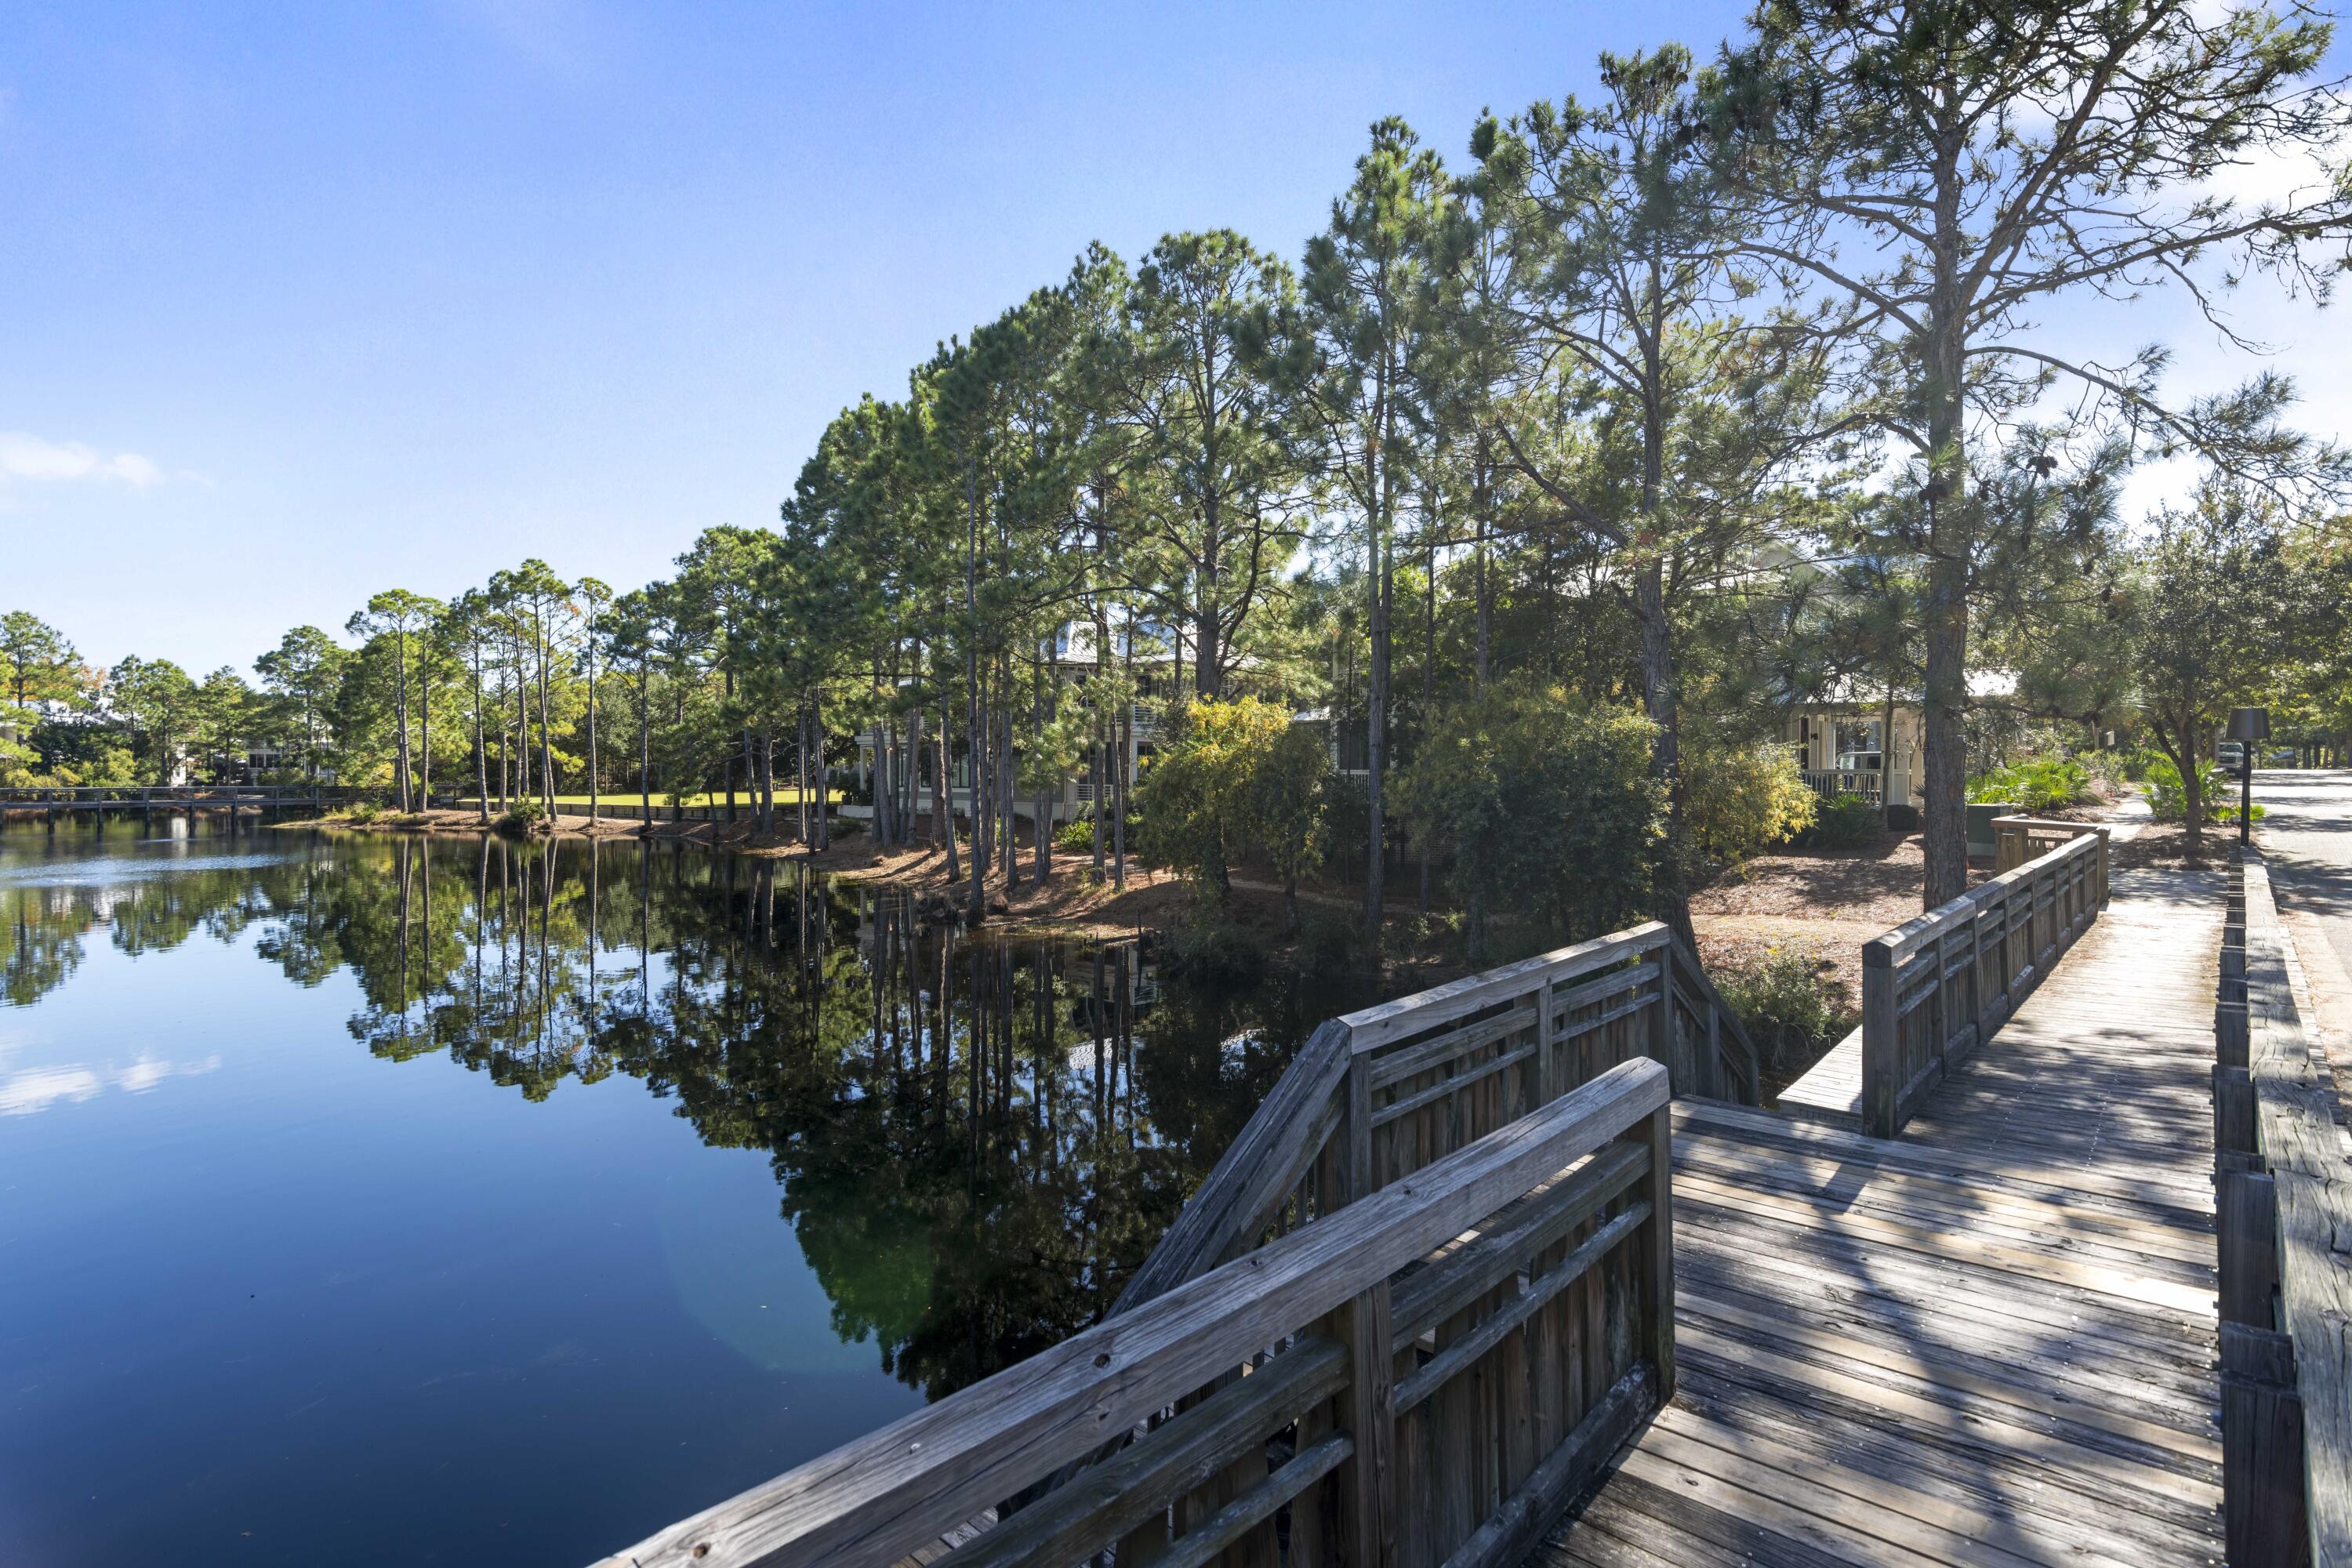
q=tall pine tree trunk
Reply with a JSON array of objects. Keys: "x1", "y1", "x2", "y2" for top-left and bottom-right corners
[
  {"x1": 472, "y1": 652, "x2": 488, "y2": 823},
  {"x1": 1918, "y1": 186, "x2": 1972, "y2": 912}
]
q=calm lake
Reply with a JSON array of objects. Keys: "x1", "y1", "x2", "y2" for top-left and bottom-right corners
[{"x1": 0, "y1": 822, "x2": 1366, "y2": 1566}]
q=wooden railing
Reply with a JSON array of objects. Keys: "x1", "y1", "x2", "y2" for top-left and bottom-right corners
[
  {"x1": 1860, "y1": 823, "x2": 2110, "y2": 1138},
  {"x1": 591, "y1": 1058, "x2": 1675, "y2": 1568},
  {"x1": 1801, "y1": 768, "x2": 1882, "y2": 804},
  {"x1": 1989, "y1": 813, "x2": 2103, "y2": 873},
  {"x1": 1116, "y1": 923, "x2": 1758, "y2": 1316},
  {"x1": 2213, "y1": 847, "x2": 2352, "y2": 1568}
]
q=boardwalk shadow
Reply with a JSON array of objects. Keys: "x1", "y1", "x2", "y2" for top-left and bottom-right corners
[{"x1": 1547, "y1": 865, "x2": 2223, "y2": 1566}]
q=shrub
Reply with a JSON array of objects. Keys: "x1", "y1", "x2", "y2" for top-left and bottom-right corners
[
  {"x1": 1054, "y1": 816, "x2": 1098, "y2": 854},
  {"x1": 1134, "y1": 697, "x2": 1291, "y2": 896},
  {"x1": 1965, "y1": 757, "x2": 2089, "y2": 812},
  {"x1": 1248, "y1": 724, "x2": 1333, "y2": 916},
  {"x1": 1798, "y1": 793, "x2": 1878, "y2": 848},
  {"x1": 495, "y1": 799, "x2": 547, "y2": 837},
  {"x1": 1680, "y1": 739, "x2": 1817, "y2": 868},
  {"x1": 345, "y1": 800, "x2": 383, "y2": 825},
  {"x1": 2144, "y1": 756, "x2": 2249, "y2": 822},
  {"x1": 1294, "y1": 906, "x2": 1376, "y2": 978},
  {"x1": 1393, "y1": 680, "x2": 1662, "y2": 949},
  {"x1": 1161, "y1": 915, "x2": 1270, "y2": 985},
  {"x1": 1715, "y1": 949, "x2": 1857, "y2": 1082}
]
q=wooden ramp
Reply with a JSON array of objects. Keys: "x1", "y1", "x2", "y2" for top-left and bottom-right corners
[{"x1": 1538, "y1": 866, "x2": 2226, "y2": 1567}]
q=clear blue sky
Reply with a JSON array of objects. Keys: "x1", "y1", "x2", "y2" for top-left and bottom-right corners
[{"x1": 4, "y1": 2, "x2": 2344, "y2": 678}]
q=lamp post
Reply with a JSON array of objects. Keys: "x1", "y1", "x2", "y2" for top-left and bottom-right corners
[{"x1": 2227, "y1": 707, "x2": 2270, "y2": 848}]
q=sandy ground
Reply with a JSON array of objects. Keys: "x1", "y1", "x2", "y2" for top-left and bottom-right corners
[{"x1": 1686, "y1": 829, "x2": 1940, "y2": 1008}]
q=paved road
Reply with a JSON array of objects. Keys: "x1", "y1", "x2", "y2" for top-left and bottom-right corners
[{"x1": 2252, "y1": 768, "x2": 2352, "y2": 1050}]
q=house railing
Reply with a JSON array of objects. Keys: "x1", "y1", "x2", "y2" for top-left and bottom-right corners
[
  {"x1": 1860, "y1": 823, "x2": 2110, "y2": 1138},
  {"x1": 590, "y1": 1058, "x2": 1675, "y2": 1568},
  {"x1": 2213, "y1": 846, "x2": 2352, "y2": 1568},
  {"x1": 1800, "y1": 768, "x2": 1882, "y2": 805}
]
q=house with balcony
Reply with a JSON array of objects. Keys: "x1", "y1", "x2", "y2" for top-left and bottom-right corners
[{"x1": 1780, "y1": 670, "x2": 2017, "y2": 814}]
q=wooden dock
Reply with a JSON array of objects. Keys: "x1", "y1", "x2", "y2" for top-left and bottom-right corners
[
  {"x1": 1539, "y1": 864, "x2": 2227, "y2": 1567},
  {"x1": 588, "y1": 853, "x2": 2267, "y2": 1568}
]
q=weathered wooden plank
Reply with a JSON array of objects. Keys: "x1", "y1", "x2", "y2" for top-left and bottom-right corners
[
  {"x1": 2235, "y1": 846, "x2": 2352, "y2": 1567},
  {"x1": 596, "y1": 1058, "x2": 1670, "y2": 1568},
  {"x1": 1341, "y1": 927, "x2": 1666, "y2": 1054},
  {"x1": 1369, "y1": 1004, "x2": 1541, "y2": 1092},
  {"x1": 2222, "y1": 1322, "x2": 2308, "y2": 1568},
  {"x1": 1389, "y1": 1142, "x2": 1648, "y2": 1350},
  {"x1": 1395, "y1": 1206, "x2": 1648, "y2": 1416},
  {"x1": 1436, "y1": 1363, "x2": 1653, "y2": 1568},
  {"x1": 949, "y1": 1336, "x2": 1347, "y2": 1568},
  {"x1": 1676, "y1": 1290, "x2": 2217, "y2": 1462},
  {"x1": 1667, "y1": 1364, "x2": 2214, "y2": 1566}
]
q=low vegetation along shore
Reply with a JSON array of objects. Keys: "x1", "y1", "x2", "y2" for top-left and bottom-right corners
[{"x1": 288, "y1": 742, "x2": 2212, "y2": 1094}]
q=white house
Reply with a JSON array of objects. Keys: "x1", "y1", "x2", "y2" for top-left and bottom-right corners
[{"x1": 1780, "y1": 670, "x2": 2018, "y2": 810}]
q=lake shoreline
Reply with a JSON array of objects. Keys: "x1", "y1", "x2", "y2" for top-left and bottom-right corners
[{"x1": 282, "y1": 808, "x2": 1200, "y2": 939}]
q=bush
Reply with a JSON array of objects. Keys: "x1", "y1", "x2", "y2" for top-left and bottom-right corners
[
  {"x1": 1393, "y1": 680, "x2": 1662, "y2": 949},
  {"x1": 2143, "y1": 756, "x2": 2263, "y2": 822},
  {"x1": 1134, "y1": 697, "x2": 1293, "y2": 895},
  {"x1": 1294, "y1": 906, "x2": 1376, "y2": 978},
  {"x1": 1054, "y1": 816, "x2": 1099, "y2": 854},
  {"x1": 1680, "y1": 739, "x2": 1817, "y2": 867},
  {"x1": 495, "y1": 799, "x2": 547, "y2": 837},
  {"x1": 1965, "y1": 757, "x2": 2089, "y2": 812},
  {"x1": 1161, "y1": 915, "x2": 1270, "y2": 985},
  {"x1": 1798, "y1": 793, "x2": 1878, "y2": 848},
  {"x1": 1715, "y1": 949, "x2": 1857, "y2": 1081}
]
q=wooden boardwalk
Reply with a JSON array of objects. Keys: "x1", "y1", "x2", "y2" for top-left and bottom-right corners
[{"x1": 1539, "y1": 866, "x2": 2227, "y2": 1567}]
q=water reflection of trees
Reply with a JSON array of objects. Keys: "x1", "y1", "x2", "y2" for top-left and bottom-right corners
[{"x1": 0, "y1": 831, "x2": 1353, "y2": 1400}]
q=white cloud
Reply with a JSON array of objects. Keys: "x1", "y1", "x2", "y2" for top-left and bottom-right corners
[
  {"x1": 0, "y1": 1054, "x2": 220, "y2": 1116},
  {"x1": 2202, "y1": 129, "x2": 2350, "y2": 214},
  {"x1": 0, "y1": 1065, "x2": 101, "y2": 1116},
  {"x1": 0, "y1": 430, "x2": 170, "y2": 488}
]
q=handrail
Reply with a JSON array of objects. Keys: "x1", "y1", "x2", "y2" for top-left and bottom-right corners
[
  {"x1": 1666, "y1": 935, "x2": 1764, "y2": 1105},
  {"x1": 592, "y1": 1058, "x2": 1675, "y2": 1568},
  {"x1": 1989, "y1": 813, "x2": 2105, "y2": 875},
  {"x1": 2215, "y1": 847, "x2": 2352, "y2": 1567},
  {"x1": 1860, "y1": 824, "x2": 2109, "y2": 1138},
  {"x1": 1116, "y1": 921, "x2": 1759, "y2": 1318}
]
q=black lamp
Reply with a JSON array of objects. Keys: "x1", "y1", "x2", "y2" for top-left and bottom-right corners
[{"x1": 2227, "y1": 707, "x2": 2270, "y2": 845}]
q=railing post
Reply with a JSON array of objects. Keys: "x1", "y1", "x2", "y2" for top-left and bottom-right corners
[
  {"x1": 1640, "y1": 1098, "x2": 1675, "y2": 1403},
  {"x1": 1536, "y1": 978, "x2": 1558, "y2": 1106},
  {"x1": 1324, "y1": 1049, "x2": 1396, "y2": 1568},
  {"x1": 1861, "y1": 938, "x2": 1899, "y2": 1139},
  {"x1": 1333, "y1": 1278, "x2": 1398, "y2": 1568},
  {"x1": 1928, "y1": 928, "x2": 1949, "y2": 1076},
  {"x1": 2218, "y1": 1169, "x2": 2280, "y2": 1328},
  {"x1": 1650, "y1": 933, "x2": 1673, "y2": 1087},
  {"x1": 2221, "y1": 1322, "x2": 2307, "y2": 1568}
]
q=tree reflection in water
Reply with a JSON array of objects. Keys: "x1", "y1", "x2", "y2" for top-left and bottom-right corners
[{"x1": 0, "y1": 827, "x2": 1368, "y2": 1401}]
